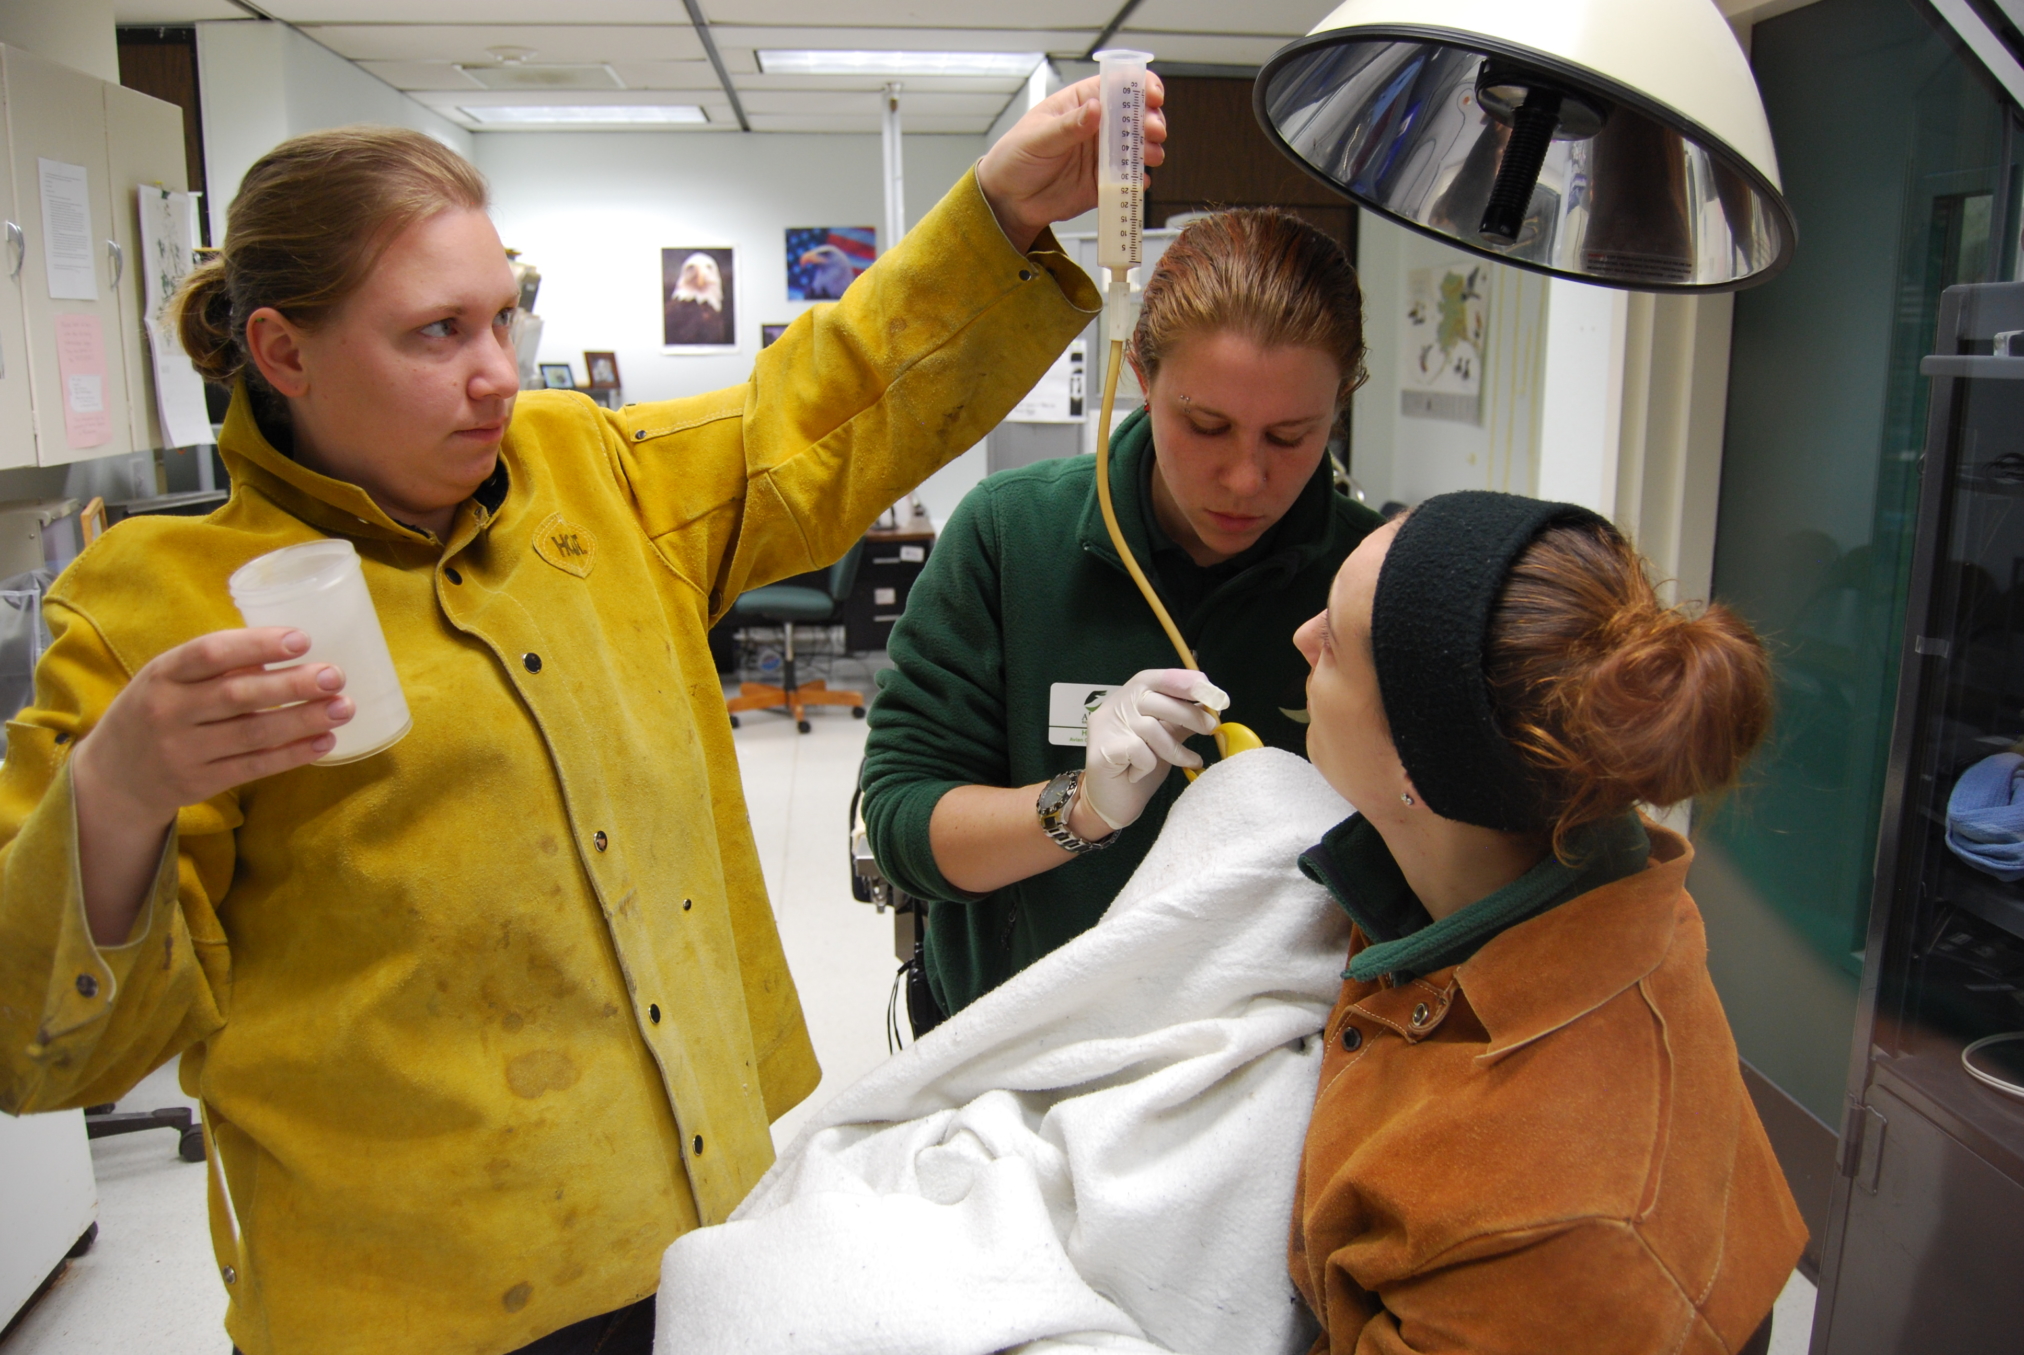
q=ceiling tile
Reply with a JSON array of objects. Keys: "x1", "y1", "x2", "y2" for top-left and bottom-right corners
[
  {"x1": 301, "y1": 24, "x2": 705, "y2": 64},
  {"x1": 1115, "y1": 31, "x2": 1292, "y2": 64},
  {"x1": 707, "y1": 26, "x2": 1097, "y2": 54},
  {"x1": 737, "y1": 89, "x2": 1010, "y2": 116},
  {"x1": 733, "y1": 72, "x2": 1025, "y2": 94},
  {"x1": 605, "y1": 61, "x2": 733, "y2": 91},
  {"x1": 415, "y1": 89, "x2": 722, "y2": 109},
  {"x1": 745, "y1": 113, "x2": 994, "y2": 134},
  {"x1": 1123, "y1": 0, "x2": 1336, "y2": 37},
  {"x1": 700, "y1": 0, "x2": 1108, "y2": 28},
  {"x1": 112, "y1": 1, "x2": 246, "y2": 19},
  {"x1": 267, "y1": 0, "x2": 684, "y2": 21},
  {"x1": 356, "y1": 60, "x2": 486, "y2": 91}
]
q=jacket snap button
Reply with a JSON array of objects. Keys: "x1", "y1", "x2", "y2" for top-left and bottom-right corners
[
  {"x1": 692, "y1": 1134, "x2": 704, "y2": 1155},
  {"x1": 443, "y1": 566, "x2": 462, "y2": 585},
  {"x1": 648, "y1": 1003, "x2": 661, "y2": 1023},
  {"x1": 593, "y1": 831, "x2": 608, "y2": 851},
  {"x1": 54, "y1": 731, "x2": 69, "y2": 744},
  {"x1": 75, "y1": 973, "x2": 98, "y2": 998},
  {"x1": 1340, "y1": 1025, "x2": 1362, "y2": 1052},
  {"x1": 1411, "y1": 1003, "x2": 1431, "y2": 1028},
  {"x1": 522, "y1": 653, "x2": 542, "y2": 673},
  {"x1": 633, "y1": 428, "x2": 646, "y2": 440},
  {"x1": 1018, "y1": 268, "x2": 1033, "y2": 281},
  {"x1": 682, "y1": 898, "x2": 692, "y2": 911},
  {"x1": 222, "y1": 1265, "x2": 237, "y2": 1285}
]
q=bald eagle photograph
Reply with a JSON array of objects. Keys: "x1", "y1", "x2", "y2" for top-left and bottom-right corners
[
  {"x1": 785, "y1": 226, "x2": 875, "y2": 301},
  {"x1": 662, "y1": 246, "x2": 736, "y2": 349}
]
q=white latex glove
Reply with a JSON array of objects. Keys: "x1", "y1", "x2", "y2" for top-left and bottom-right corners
[{"x1": 1080, "y1": 668, "x2": 1229, "y2": 832}]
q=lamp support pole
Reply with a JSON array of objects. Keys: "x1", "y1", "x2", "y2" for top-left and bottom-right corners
[{"x1": 882, "y1": 83, "x2": 905, "y2": 255}]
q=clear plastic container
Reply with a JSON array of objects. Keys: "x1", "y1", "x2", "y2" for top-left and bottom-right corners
[
  {"x1": 1094, "y1": 48, "x2": 1154, "y2": 273},
  {"x1": 228, "y1": 539, "x2": 411, "y2": 765}
]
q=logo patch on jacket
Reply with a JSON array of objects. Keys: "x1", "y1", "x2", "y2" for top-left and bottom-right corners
[{"x1": 534, "y1": 513, "x2": 596, "y2": 578}]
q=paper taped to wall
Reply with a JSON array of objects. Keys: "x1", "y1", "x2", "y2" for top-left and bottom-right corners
[
  {"x1": 137, "y1": 187, "x2": 212, "y2": 447},
  {"x1": 54, "y1": 313, "x2": 110, "y2": 449},
  {"x1": 39, "y1": 159, "x2": 96, "y2": 302}
]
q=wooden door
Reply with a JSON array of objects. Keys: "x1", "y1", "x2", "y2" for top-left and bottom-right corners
[
  {"x1": 3, "y1": 44, "x2": 132, "y2": 466},
  {"x1": 104, "y1": 80, "x2": 188, "y2": 455}
]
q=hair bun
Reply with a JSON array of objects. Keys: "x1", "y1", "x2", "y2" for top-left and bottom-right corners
[
  {"x1": 175, "y1": 260, "x2": 240, "y2": 385},
  {"x1": 1486, "y1": 523, "x2": 1773, "y2": 854},
  {"x1": 1573, "y1": 602, "x2": 1771, "y2": 811}
]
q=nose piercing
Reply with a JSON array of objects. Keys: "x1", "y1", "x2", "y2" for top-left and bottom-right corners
[{"x1": 1400, "y1": 793, "x2": 1414, "y2": 806}]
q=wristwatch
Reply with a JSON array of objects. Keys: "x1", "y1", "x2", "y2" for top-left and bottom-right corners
[{"x1": 1037, "y1": 769, "x2": 1120, "y2": 854}]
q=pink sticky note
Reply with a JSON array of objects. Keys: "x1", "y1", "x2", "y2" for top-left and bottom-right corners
[{"x1": 54, "y1": 312, "x2": 110, "y2": 450}]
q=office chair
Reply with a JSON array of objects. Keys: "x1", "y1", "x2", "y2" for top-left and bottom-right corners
[{"x1": 726, "y1": 539, "x2": 866, "y2": 734}]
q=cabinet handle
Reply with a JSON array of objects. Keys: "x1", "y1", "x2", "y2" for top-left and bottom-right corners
[
  {"x1": 106, "y1": 239, "x2": 123, "y2": 288},
  {"x1": 5, "y1": 222, "x2": 20, "y2": 280}
]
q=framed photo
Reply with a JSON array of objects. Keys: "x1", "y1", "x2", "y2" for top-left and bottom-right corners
[
  {"x1": 761, "y1": 323, "x2": 790, "y2": 349},
  {"x1": 662, "y1": 247, "x2": 736, "y2": 350},
  {"x1": 583, "y1": 351, "x2": 621, "y2": 388},
  {"x1": 786, "y1": 226, "x2": 875, "y2": 301},
  {"x1": 539, "y1": 362, "x2": 575, "y2": 390}
]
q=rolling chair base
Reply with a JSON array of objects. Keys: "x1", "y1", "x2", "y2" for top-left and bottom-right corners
[{"x1": 727, "y1": 678, "x2": 866, "y2": 734}]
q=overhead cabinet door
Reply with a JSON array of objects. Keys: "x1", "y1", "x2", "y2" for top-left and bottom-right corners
[
  {"x1": 3, "y1": 44, "x2": 132, "y2": 466},
  {"x1": 0, "y1": 59, "x2": 36, "y2": 470},
  {"x1": 103, "y1": 81, "x2": 187, "y2": 456}
]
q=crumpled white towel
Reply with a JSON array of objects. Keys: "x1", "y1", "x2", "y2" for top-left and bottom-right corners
[{"x1": 656, "y1": 748, "x2": 1353, "y2": 1355}]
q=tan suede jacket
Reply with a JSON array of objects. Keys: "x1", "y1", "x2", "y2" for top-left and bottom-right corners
[
  {"x1": 0, "y1": 170, "x2": 1097, "y2": 1355},
  {"x1": 1291, "y1": 824, "x2": 1808, "y2": 1355}
]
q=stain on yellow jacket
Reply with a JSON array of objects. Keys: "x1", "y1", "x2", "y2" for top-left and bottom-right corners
[{"x1": 0, "y1": 170, "x2": 1097, "y2": 1355}]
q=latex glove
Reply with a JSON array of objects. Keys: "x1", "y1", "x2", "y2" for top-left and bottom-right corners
[{"x1": 1081, "y1": 669, "x2": 1229, "y2": 832}]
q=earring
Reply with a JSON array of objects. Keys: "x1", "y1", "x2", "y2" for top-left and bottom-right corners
[{"x1": 1399, "y1": 793, "x2": 1414, "y2": 806}]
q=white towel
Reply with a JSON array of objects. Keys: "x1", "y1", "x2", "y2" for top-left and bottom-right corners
[{"x1": 657, "y1": 749, "x2": 1354, "y2": 1355}]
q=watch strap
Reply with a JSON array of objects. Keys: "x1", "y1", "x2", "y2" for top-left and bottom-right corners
[{"x1": 1037, "y1": 769, "x2": 1119, "y2": 854}]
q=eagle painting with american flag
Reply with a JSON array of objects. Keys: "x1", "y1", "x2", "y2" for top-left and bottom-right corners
[{"x1": 785, "y1": 226, "x2": 876, "y2": 300}]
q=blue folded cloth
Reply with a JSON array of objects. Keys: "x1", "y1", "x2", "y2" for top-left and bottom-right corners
[{"x1": 1947, "y1": 752, "x2": 2024, "y2": 882}]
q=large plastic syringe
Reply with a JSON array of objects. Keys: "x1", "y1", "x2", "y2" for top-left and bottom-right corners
[{"x1": 1089, "y1": 48, "x2": 1261, "y2": 772}]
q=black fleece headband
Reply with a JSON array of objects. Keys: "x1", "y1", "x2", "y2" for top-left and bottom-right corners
[{"x1": 1370, "y1": 490, "x2": 1612, "y2": 832}]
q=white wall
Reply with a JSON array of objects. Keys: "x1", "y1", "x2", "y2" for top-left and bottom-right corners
[
  {"x1": 195, "y1": 20, "x2": 473, "y2": 244},
  {"x1": 1350, "y1": 211, "x2": 1550, "y2": 510},
  {"x1": 0, "y1": 0, "x2": 115, "y2": 81},
  {"x1": 478, "y1": 129, "x2": 990, "y2": 404},
  {"x1": 1536, "y1": 278, "x2": 1630, "y2": 514}
]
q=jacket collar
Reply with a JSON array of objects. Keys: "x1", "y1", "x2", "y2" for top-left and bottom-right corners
[
  {"x1": 1075, "y1": 406, "x2": 1346, "y2": 589},
  {"x1": 1300, "y1": 811, "x2": 1650, "y2": 983},
  {"x1": 216, "y1": 381, "x2": 511, "y2": 549},
  {"x1": 1456, "y1": 822, "x2": 1692, "y2": 1064}
]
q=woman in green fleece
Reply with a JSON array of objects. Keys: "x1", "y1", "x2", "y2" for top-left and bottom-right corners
[{"x1": 861, "y1": 209, "x2": 1385, "y2": 1024}]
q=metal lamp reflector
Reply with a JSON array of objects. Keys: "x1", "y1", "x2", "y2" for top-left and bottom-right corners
[{"x1": 1254, "y1": 0, "x2": 1796, "y2": 291}]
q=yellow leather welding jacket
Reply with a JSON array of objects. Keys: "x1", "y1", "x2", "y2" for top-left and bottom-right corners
[{"x1": 0, "y1": 170, "x2": 1098, "y2": 1355}]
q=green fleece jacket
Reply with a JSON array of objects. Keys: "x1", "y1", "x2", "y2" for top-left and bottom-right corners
[{"x1": 861, "y1": 408, "x2": 1384, "y2": 1014}]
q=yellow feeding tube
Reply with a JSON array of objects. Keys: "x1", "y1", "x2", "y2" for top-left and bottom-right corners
[
  {"x1": 1093, "y1": 296, "x2": 1262, "y2": 778},
  {"x1": 1090, "y1": 48, "x2": 1258, "y2": 777}
]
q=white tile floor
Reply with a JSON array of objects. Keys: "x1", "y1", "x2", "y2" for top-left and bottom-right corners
[{"x1": 0, "y1": 693, "x2": 1821, "y2": 1353}]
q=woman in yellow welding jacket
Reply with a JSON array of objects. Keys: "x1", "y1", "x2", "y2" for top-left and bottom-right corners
[
  {"x1": 0, "y1": 77, "x2": 1161, "y2": 1355},
  {"x1": 862, "y1": 210, "x2": 1387, "y2": 1029}
]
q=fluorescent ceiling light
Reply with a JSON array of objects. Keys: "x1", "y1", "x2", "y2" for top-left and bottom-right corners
[
  {"x1": 459, "y1": 105, "x2": 708, "y2": 124},
  {"x1": 757, "y1": 50, "x2": 1043, "y2": 77}
]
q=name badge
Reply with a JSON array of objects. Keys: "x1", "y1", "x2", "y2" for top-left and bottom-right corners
[{"x1": 1047, "y1": 681, "x2": 1115, "y2": 747}]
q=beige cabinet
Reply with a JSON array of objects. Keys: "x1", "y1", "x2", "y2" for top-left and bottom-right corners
[{"x1": 0, "y1": 45, "x2": 185, "y2": 470}]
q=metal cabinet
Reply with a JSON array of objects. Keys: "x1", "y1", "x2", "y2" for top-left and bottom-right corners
[
  {"x1": 845, "y1": 530, "x2": 933, "y2": 654},
  {"x1": 104, "y1": 79, "x2": 189, "y2": 455},
  {"x1": 1814, "y1": 280, "x2": 2024, "y2": 1352},
  {"x1": 0, "y1": 45, "x2": 184, "y2": 470}
]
